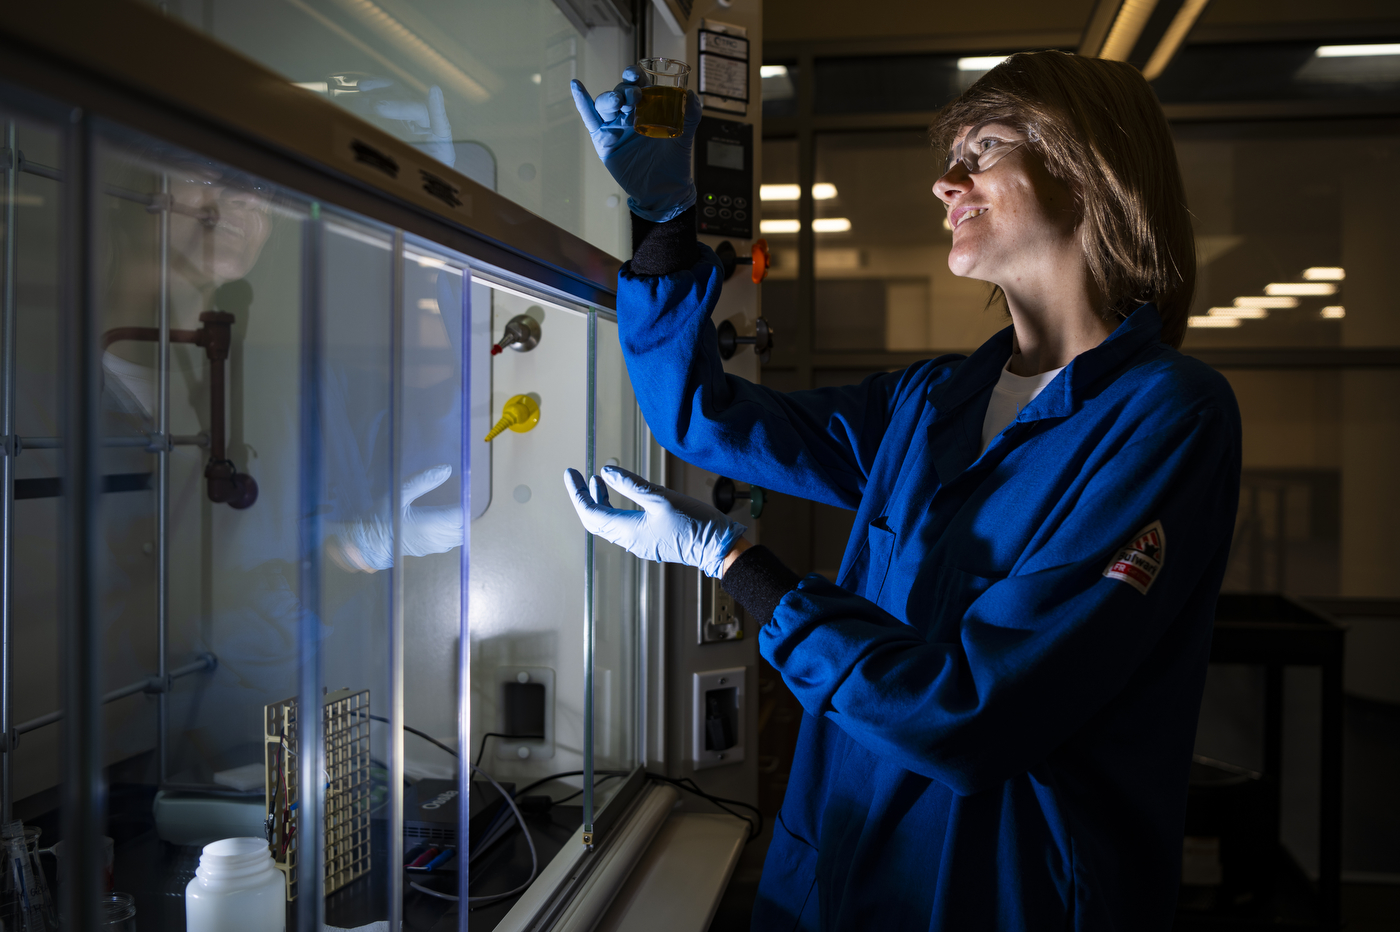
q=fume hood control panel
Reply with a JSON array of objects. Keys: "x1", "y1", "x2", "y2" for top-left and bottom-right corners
[{"x1": 696, "y1": 117, "x2": 753, "y2": 240}]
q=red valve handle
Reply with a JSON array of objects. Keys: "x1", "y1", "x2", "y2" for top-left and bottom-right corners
[{"x1": 750, "y1": 239, "x2": 771, "y2": 285}]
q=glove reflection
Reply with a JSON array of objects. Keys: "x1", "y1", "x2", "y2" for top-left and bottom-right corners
[
  {"x1": 333, "y1": 464, "x2": 464, "y2": 573},
  {"x1": 563, "y1": 465, "x2": 745, "y2": 579}
]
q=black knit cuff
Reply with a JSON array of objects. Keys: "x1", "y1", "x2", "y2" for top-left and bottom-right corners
[
  {"x1": 721, "y1": 545, "x2": 801, "y2": 626},
  {"x1": 629, "y1": 206, "x2": 698, "y2": 276}
]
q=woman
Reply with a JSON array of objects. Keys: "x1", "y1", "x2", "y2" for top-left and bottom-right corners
[{"x1": 567, "y1": 51, "x2": 1240, "y2": 930}]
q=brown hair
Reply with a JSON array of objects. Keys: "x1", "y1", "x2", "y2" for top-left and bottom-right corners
[{"x1": 930, "y1": 51, "x2": 1195, "y2": 348}]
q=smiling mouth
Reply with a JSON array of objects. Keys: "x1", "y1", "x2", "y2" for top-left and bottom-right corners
[{"x1": 952, "y1": 207, "x2": 988, "y2": 230}]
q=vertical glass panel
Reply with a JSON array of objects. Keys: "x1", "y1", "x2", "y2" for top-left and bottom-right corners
[
  {"x1": 1177, "y1": 122, "x2": 1398, "y2": 349},
  {"x1": 316, "y1": 212, "x2": 394, "y2": 926},
  {"x1": 1, "y1": 100, "x2": 65, "y2": 932},
  {"x1": 1173, "y1": 120, "x2": 1400, "y2": 603},
  {"x1": 761, "y1": 61, "x2": 799, "y2": 119},
  {"x1": 757, "y1": 137, "x2": 801, "y2": 375},
  {"x1": 590, "y1": 316, "x2": 638, "y2": 803},
  {"x1": 813, "y1": 131, "x2": 1001, "y2": 353},
  {"x1": 466, "y1": 279, "x2": 589, "y2": 915},
  {"x1": 813, "y1": 54, "x2": 971, "y2": 115},
  {"x1": 86, "y1": 124, "x2": 322, "y2": 926},
  {"x1": 151, "y1": 0, "x2": 633, "y2": 258},
  {"x1": 396, "y1": 241, "x2": 467, "y2": 920}
]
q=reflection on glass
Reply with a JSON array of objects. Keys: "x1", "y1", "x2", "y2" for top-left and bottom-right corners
[
  {"x1": 1178, "y1": 127, "x2": 1399, "y2": 350},
  {"x1": 1155, "y1": 41, "x2": 1400, "y2": 104},
  {"x1": 151, "y1": 0, "x2": 633, "y2": 258},
  {"x1": 806, "y1": 131, "x2": 1002, "y2": 353},
  {"x1": 760, "y1": 62, "x2": 799, "y2": 119}
]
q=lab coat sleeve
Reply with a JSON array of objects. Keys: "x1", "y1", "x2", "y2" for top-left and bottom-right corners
[
  {"x1": 619, "y1": 249, "x2": 946, "y2": 509},
  {"x1": 758, "y1": 404, "x2": 1240, "y2": 795}
]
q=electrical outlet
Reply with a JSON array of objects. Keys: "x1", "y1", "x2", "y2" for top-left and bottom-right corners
[
  {"x1": 699, "y1": 574, "x2": 742, "y2": 644},
  {"x1": 692, "y1": 667, "x2": 745, "y2": 771},
  {"x1": 494, "y1": 667, "x2": 555, "y2": 761}
]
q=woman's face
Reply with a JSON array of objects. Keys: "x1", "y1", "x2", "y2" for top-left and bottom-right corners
[
  {"x1": 168, "y1": 167, "x2": 274, "y2": 285},
  {"x1": 933, "y1": 123, "x2": 1080, "y2": 289}
]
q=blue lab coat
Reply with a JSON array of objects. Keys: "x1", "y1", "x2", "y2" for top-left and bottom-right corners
[{"x1": 618, "y1": 247, "x2": 1242, "y2": 931}]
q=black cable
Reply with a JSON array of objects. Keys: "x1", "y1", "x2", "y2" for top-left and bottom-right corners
[
  {"x1": 368, "y1": 714, "x2": 460, "y2": 760},
  {"x1": 474, "y1": 732, "x2": 544, "y2": 769},
  {"x1": 646, "y1": 774, "x2": 764, "y2": 843},
  {"x1": 510, "y1": 769, "x2": 629, "y2": 800},
  {"x1": 541, "y1": 773, "x2": 623, "y2": 809}
]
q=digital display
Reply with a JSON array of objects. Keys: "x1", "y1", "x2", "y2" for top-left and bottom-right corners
[{"x1": 707, "y1": 138, "x2": 744, "y2": 171}]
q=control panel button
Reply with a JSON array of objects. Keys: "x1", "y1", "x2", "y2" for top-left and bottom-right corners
[
  {"x1": 718, "y1": 208, "x2": 732, "y2": 219},
  {"x1": 703, "y1": 206, "x2": 718, "y2": 217},
  {"x1": 735, "y1": 197, "x2": 748, "y2": 208},
  {"x1": 718, "y1": 195, "x2": 732, "y2": 207},
  {"x1": 734, "y1": 210, "x2": 747, "y2": 221},
  {"x1": 704, "y1": 192, "x2": 717, "y2": 204}
]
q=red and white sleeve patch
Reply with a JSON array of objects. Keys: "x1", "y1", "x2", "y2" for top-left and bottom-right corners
[{"x1": 1102, "y1": 520, "x2": 1165, "y2": 595}]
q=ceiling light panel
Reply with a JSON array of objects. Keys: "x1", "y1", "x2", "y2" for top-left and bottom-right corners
[
  {"x1": 759, "y1": 219, "x2": 800, "y2": 234},
  {"x1": 812, "y1": 218, "x2": 852, "y2": 233},
  {"x1": 1265, "y1": 282, "x2": 1337, "y2": 296},
  {"x1": 1234, "y1": 296, "x2": 1299, "y2": 309},
  {"x1": 957, "y1": 56, "x2": 1009, "y2": 72},
  {"x1": 1188, "y1": 316, "x2": 1242, "y2": 328},
  {"x1": 1316, "y1": 43, "x2": 1400, "y2": 58},
  {"x1": 1320, "y1": 306, "x2": 1346, "y2": 319},
  {"x1": 1303, "y1": 267, "x2": 1345, "y2": 281},
  {"x1": 1208, "y1": 307, "x2": 1268, "y2": 319}
]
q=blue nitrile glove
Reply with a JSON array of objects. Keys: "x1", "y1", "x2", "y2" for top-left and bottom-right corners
[
  {"x1": 570, "y1": 68, "x2": 701, "y2": 222},
  {"x1": 334, "y1": 465, "x2": 464, "y2": 572},
  {"x1": 563, "y1": 466, "x2": 746, "y2": 578},
  {"x1": 370, "y1": 82, "x2": 456, "y2": 168}
]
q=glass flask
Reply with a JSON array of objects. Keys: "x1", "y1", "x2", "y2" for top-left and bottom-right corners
[{"x1": 0, "y1": 822, "x2": 56, "y2": 932}]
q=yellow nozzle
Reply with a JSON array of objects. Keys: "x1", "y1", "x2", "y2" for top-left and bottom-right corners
[{"x1": 483, "y1": 394, "x2": 540, "y2": 442}]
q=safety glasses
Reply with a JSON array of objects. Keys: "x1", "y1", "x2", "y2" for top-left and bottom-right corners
[{"x1": 943, "y1": 120, "x2": 1039, "y2": 176}]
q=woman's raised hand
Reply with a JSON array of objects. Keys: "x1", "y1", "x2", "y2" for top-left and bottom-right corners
[{"x1": 570, "y1": 68, "x2": 701, "y2": 222}]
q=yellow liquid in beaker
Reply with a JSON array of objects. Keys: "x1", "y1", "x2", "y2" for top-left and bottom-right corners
[{"x1": 635, "y1": 86, "x2": 686, "y2": 139}]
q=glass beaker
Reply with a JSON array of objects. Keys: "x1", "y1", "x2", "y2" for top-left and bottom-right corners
[
  {"x1": 635, "y1": 59, "x2": 690, "y2": 139},
  {"x1": 1, "y1": 822, "x2": 56, "y2": 932},
  {"x1": 99, "y1": 892, "x2": 137, "y2": 931}
]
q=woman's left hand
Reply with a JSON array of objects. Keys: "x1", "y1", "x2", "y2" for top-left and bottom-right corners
[{"x1": 563, "y1": 466, "x2": 745, "y2": 578}]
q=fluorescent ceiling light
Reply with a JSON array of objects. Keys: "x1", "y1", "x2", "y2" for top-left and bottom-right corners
[
  {"x1": 1316, "y1": 43, "x2": 1400, "y2": 58},
  {"x1": 759, "y1": 184, "x2": 839, "y2": 201},
  {"x1": 1099, "y1": 0, "x2": 1159, "y2": 62},
  {"x1": 1320, "y1": 306, "x2": 1346, "y2": 319},
  {"x1": 1265, "y1": 282, "x2": 1337, "y2": 296},
  {"x1": 1234, "y1": 296, "x2": 1298, "y2": 309},
  {"x1": 1141, "y1": 0, "x2": 1210, "y2": 80},
  {"x1": 812, "y1": 218, "x2": 852, "y2": 233},
  {"x1": 1188, "y1": 316, "x2": 1242, "y2": 328},
  {"x1": 759, "y1": 219, "x2": 800, "y2": 234},
  {"x1": 1303, "y1": 267, "x2": 1345, "y2": 281},
  {"x1": 760, "y1": 65, "x2": 789, "y2": 78},
  {"x1": 1080, "y1": 0, "x2": 1212, "y2": 82},
  {"x1": 1208, "y1": 306, "x2": 1268, "y2": 319},
  {"x1": 957, "y1": 56, "x2": 1009, "y2": 72}
]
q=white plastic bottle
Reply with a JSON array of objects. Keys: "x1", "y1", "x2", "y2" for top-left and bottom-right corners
[{"x1": 185, "y1": 837, "x2": 286, "y2": 932}]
